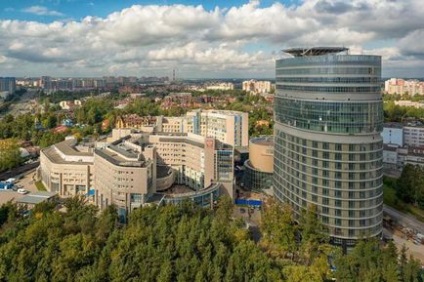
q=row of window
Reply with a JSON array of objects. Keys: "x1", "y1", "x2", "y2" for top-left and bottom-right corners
[
  {"x1": 276, "y1": 77, "x2": 380, "y2": 84},
  {"x1": 276, "y1": 84, "x2": 381, "y2": 93},
  {"x1": 276, "y1": 54, "x2": 380, "y2": 67},
  {"x1": 277, "y1": 132, "x2": 383, "y2": 151},
  {"x1": 275, "y1": 98, "x2": 383, "y2": 134},
  {"x1": 276, "y1": 66, "x2": 380, "y2": 76}
]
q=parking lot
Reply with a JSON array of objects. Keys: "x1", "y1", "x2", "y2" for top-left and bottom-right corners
[{"x1": 0, "y1": 169, "x2": 38, "y2": 206}]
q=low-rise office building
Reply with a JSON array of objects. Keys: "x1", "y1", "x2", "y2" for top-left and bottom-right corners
[
  {"x1": 39, "y1": 138, "x2": 94, "y2": 197},
  {"x1": 39, "y1": 129, "x2": 235, "y2": 215}
]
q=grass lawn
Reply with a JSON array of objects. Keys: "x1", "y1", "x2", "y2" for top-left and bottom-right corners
[{"x1": 35, "y1": 180, "x2": 47, "y2": 191}]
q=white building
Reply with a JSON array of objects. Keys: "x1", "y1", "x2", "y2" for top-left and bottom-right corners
[
  {"x1": 205, "y1": 82, "x2": 234, "y2": 91},
  {"x1": 242, "y1": 80, "x2": 272, "y2": 94},
  {"x1": 382, "y1": 124, "x2": 404, "y2": 146}
]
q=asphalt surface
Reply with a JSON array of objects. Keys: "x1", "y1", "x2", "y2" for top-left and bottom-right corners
[
  {"x1": 384, "y1": 204, "x2": 424, "y2": 234},
  {"x1": 0, "y1": 162, "x2": 39, "y2": 181}
]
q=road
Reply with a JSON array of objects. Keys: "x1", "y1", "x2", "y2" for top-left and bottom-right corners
[
  {"x1": 384, "y1": 204, "x2": 424, "y2": 234},
  {"x1": 0, "y1": 161, "x2": 39, "y2": 181}
]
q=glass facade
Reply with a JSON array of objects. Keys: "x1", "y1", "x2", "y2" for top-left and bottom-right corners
[
  {"x1": 163, "y1": 183, "x2": 220, "y2": 207},
  {"x1": 274, "y1": 99, "x2": 383, "y2": 134},
  {"x1": 243, "y1": 160, "x2": 273, "y2": 191},
  {"x1": 274, "y1": 49, "x2": 383, "y2": 246}
]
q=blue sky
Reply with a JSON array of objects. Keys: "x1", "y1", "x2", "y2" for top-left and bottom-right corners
[
  {"x1": 0, "y1": 0, "x2": 423, "y2": 78},
  {"x1": 0, "y1": 0, "x2": 299, "y2": 22}
]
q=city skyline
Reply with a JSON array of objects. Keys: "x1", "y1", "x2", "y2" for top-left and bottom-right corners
[{"x1": 0, "y1": 0, "x2": 423, "y2": 78}]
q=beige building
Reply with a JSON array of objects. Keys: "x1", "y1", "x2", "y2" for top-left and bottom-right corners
[
  {"x1": 184, "y1": 109, "x2": 249, "y2": 147},
  {"x1": 243, "y1": 136, "x2": 274, "y2": 191},
  {"x1": 115, "y1": 109, "x2": 249, "y2": 147},
  {"x1": 242, "y1": 80, "x2": 272, "y2": 94},
  {"x1": 39, "y1": 138, "x2": 94, "y2": 197},
  {"x1": 94, "y1": 135, "x2": 157, "y2": 211},
  {"x1": 39, "y1": 129, "x2": 235, "y2": 215},
  {"x1": 385, "y1": 78, "x2": 424, "y2": 96}
]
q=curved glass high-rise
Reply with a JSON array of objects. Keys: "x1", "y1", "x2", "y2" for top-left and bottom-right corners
[{"x1": 273, "y1": 47, "x2": 383, "y2": 246}]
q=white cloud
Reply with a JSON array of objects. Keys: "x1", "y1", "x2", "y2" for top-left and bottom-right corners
[
  {"x1": 22, "y1": 6, "x2": 64, "y2": 17},
  {"x1": 0, "y1": 1, "x2": 422, "y2": 78}
]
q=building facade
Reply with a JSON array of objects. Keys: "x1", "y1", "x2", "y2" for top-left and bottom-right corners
[
  {"x1": 39, "y1": 138, "x2": 94, "y2": 197},
  {"x1": 243, "y1": 136, "x2": 274, "y2": 191},
  {"x1": 39, "y1": 130, "x2": 234, "y2": 214},
  {"x1": 115, "y1": 109, "x2": 249, "y2": 147},
  {"x1": 0, "y1": 77, "x2": 16, "y2": 99},
  {"x1": 274, "y1": 47, "x2": 384, "y2": 246},
  {"x1": 94, "y1": 136, "x2": 157, "y2": 216},
  {"x1": 242, "y1": 80, "x2": 272, "y2": 94},
  {"x1": 384, "y1": 78, "x2": 424, "y2": 96}
]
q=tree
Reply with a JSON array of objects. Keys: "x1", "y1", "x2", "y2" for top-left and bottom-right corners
[
  {"x1": 0, "y1": 138, "x2": 22, "y2": 171},
  {"x1": 396, "y1": 164, "x2": 424, "y2": 208}
]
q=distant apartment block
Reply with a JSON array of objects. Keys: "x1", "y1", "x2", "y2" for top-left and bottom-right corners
[
  {"x1": 242, "y1": 79, "x2": 271, "y2": 94},
  {"x1": 382, "y1": 122, "x2": 424, "y2": 169},
  {"x1": 115, "y1": 109, "x2": 249, "y2": 147},
  {"x1": 0, "y1": 77, "x2": 16, "y2": 99},
  {"x1": 205, "y1": 82, "x2": 234, "y2": 91},
  {"x1": 384, "y1": 78, "x2": 424, "y2": 96},
  {"x1": 382, "y1": 122, "x2": 424, "y2": 147},
  {"x1": 394, "y1": 100, "x2": 424, "y2": 108}
]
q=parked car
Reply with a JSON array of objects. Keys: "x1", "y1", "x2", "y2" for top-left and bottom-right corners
[{"x1": 17, "y1": 189, "x2": 28, "y2": 194}]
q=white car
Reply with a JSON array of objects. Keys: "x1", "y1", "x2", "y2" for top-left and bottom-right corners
[{"x1": 17, "y1": 189, "x2": 28, "y2": 194}]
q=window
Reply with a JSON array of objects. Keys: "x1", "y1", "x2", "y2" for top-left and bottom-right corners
[{"x1": 335, "y1": 190, "x2": 342, "y2": 198}]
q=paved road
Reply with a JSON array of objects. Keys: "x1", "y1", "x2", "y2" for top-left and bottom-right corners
[
  {"x1": 0, "y1": 162, "x2": 39, "y2": 181},
  {"x1": 384, "y1": 204, "x2": 424, "y2": 234}
]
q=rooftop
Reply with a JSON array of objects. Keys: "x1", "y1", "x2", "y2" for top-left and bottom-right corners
[
  {"x1": 283, "y1": 47, "x2": 349, "y2": 57},
  {"x1": 55, "y1": 139, "x2": 93, "y2": 157},
  {"x1": 250, "y1": 136, "x2": 273, "y2": 146}
]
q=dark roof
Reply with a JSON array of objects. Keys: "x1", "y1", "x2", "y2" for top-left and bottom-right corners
[
  {"x1": 250, "y1": 136, "x2": 273, "y2": 146},
  {"x1": 283, "y1": 47, "x2": 348, "y2": 57}
]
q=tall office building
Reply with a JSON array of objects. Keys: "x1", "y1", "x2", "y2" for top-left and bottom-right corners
[
  {"x1": 0, "y1": 77, "x2": 16, "y2": 98},
  {"x1": 273, "y1": 47, "x2": 384, "y2": 246}
]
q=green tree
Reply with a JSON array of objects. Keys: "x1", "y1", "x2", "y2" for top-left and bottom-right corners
[{"x1": 0, "y1": 138, "x2": 22, "y2": 171}]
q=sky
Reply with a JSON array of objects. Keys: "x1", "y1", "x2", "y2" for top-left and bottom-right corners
[{"x1": 0, "y1": 0, "x2": 423, "y2": 78}]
